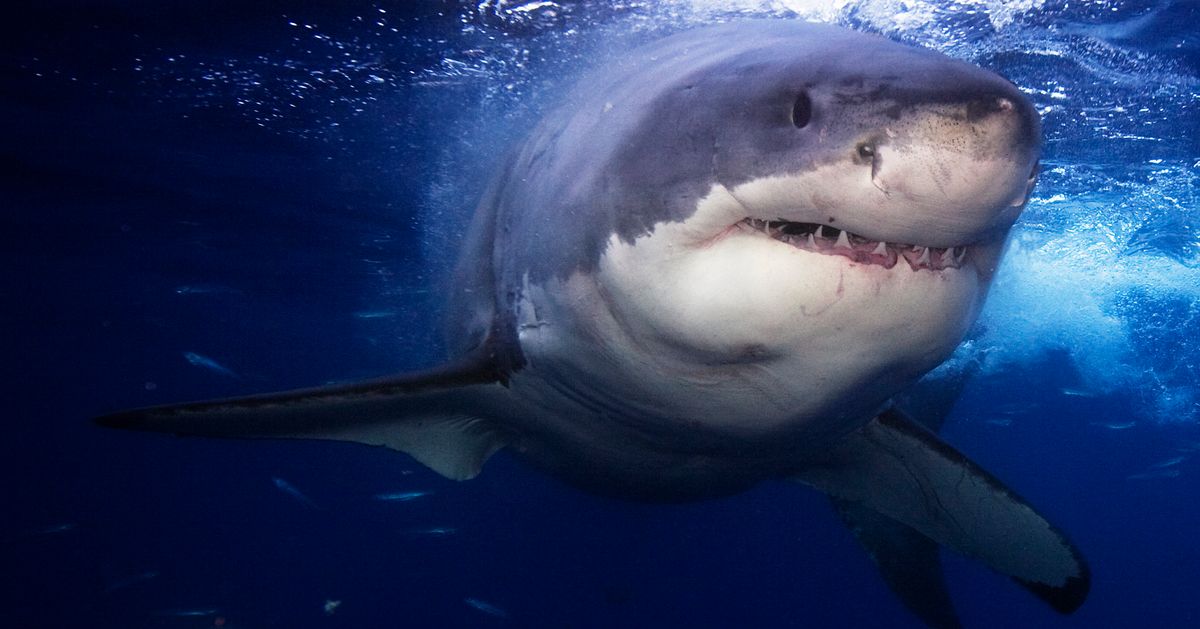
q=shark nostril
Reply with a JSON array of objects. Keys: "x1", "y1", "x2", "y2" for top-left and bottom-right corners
[{"x1": 856, "y1": 142, "x2": 875, "y2": 162}]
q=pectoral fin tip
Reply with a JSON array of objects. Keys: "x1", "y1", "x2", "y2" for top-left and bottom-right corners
[{"x1": 1016, "y1": 565, "x2": 1091, "y2": 614}]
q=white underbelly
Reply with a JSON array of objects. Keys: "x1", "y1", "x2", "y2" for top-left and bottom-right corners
[{"x1": 509, "y1": 259, "x2": 975, "y2": 444}]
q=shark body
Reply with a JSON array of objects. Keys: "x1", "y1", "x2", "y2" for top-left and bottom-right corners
[{"x1": 97, "y1": 22, "x2": 1088, "y2": 627}]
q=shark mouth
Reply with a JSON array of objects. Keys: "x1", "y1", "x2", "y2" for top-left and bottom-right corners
[{"x1": 738, "y1": 218, "x2": 969, "y2": 271}]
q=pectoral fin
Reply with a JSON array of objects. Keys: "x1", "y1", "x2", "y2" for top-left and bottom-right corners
[
  {"x1": 95, "y1": 351, "x2": 513, "y2": 481},
  {"x1": 797, "y1": 409, "x2": 1089, "y2": 614},
  {"x1": 833, "y1": 499, "x2": 961, "y2": 629},
  {"x1": 831, "y1": 364, "x2": 979, "y2": 628}
]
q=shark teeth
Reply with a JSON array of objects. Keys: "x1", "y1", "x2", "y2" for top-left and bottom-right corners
[
  {"x1": 739, "y1": 218, "x2": 970, "y2": 271},
  {"x1": 835, "y1": 230, "x2": 851, "y2": 249}
]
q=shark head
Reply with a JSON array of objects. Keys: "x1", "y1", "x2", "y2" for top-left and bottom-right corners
[{"x1": 500, "y1": 22, "x2": 1040, "y2": 439}]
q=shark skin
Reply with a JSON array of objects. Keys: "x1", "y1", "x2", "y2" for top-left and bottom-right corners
[{"x1": 96, "y1": 21, "x2": 1088, "y2": 626}]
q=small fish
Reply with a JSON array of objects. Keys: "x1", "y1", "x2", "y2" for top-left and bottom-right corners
[
  {"x1": 105, "y1": 570, "x2": 159, "y2": 593},
  {"x1": 464, "y1": 597, "x2": 508, "y2": 619},
  {"x1": 1092, "y1": 421, "x2": 1136, "y2": 430},
  {"x1": 151, "y1": 607, "x2": 220, "y2": 617},
  {"x1": 272, "y1": 476, "x2": 319, "y2": 509},
  {"x1": 1127, "y1": 468, "x2": 1182, "y2": 481},
  {"x1": 404, "y1": 527, "x2": 456, "y2": 537},
  {"x1": 993, "y1": 401, "x2": 1035, "y2": 415},
  {"x1": 984, "y1": 418, "x2": 1013, "y2": 427},
  {"x1": 1060, "y1": 387, "x2": 1098, "y2": 398},
  {"x1": 173, "y1": 284, "x2": 241, "y2": 296},
  {"x1": 1151, "y1": 455, "x2": 1187, "y2": 469},
  {"x1": 353, "y1": 310, "x2": 399, "y2": 319},
  {"x1": 33, "y1": 522, "x2": 77, "y2": 535},
  {"x1": 373, "y1": 490, "x2": 431, "y2": 502},
  {"x1": 324, "y1": 599, "x2": 342, "y2": 615},
  {"x1": 5, "y1": 522, "x2": 78, "y2": 544},
  {"x1": 182, "y1": 352, "x2": 240, "y2": 379}
]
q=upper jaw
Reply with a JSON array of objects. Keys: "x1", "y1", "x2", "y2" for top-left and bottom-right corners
[
  {"x1": 720, "y1": 167, "x2": 1021, "y2": 260},
  {"x1": 737, "y1": 218, "x2": 971, "y2": 271}
]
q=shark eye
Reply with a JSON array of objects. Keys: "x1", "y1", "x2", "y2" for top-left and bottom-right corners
[
  {"x1": 791, "y1": 91, "x2": 812, "y2": 129},
  {"x1": 856, "y1": 142, "x2": 875, "y2": 161}
]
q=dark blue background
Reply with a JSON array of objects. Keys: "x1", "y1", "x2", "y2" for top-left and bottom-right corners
[{"x1": 3, "y1": 1, "x2": 1198, "y2": 627}]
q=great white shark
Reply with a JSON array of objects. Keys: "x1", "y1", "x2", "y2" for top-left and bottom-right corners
[{"x1": 96, "y1": 21, "x2": 1088, "y2": 626}]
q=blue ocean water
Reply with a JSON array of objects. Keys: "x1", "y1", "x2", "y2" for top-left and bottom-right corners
[{"x1": 2, "y1": 1, "x2": 1197, "y2": 627}]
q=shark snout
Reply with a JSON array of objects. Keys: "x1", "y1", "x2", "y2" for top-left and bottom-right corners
[{"x1": 857, "y1": 92, "x2": 1040, "y2": 246}]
